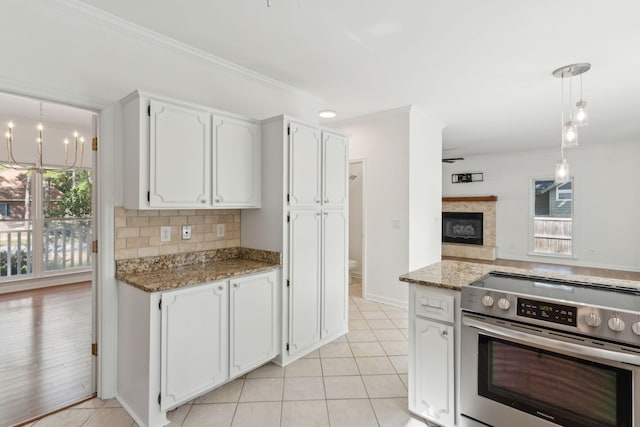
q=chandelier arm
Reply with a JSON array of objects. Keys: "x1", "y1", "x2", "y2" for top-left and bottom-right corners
[{"x1": 5, "y1": 129, "x2": 36, "y2": 170}]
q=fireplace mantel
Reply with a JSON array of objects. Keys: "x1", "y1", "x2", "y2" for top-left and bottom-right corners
[
  {"x1": 442, "y1": 196, "x2": 497, "y2": 260},
  {"x1": 442, "y1": 196, "x2": 497, "y2": 202}
]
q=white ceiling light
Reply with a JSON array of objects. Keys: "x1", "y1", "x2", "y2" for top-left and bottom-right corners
[
  {"x1": 318, "y1": 110, "x2": 336, "y2": 119},
  {"x1": 552, "y1": 63, "x2": 591, "y2": 182}
]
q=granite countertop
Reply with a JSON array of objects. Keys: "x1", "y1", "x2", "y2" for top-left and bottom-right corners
[
  {"x1": 399, "y1": 260, "x2": 640, "y2": 291},
  {"x1": 116, "y1": 247, "x2": 281, "y2": 293}
]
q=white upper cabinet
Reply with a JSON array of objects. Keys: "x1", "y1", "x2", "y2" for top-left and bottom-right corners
[
  {"x1": 212, "y1": 114, "x2": 260, "y2": 208},
  {"x1": 322, "y1": 131, "x2": 348, "y2": 207},
  {"x1": 121, "y1": 91, "x2": 260, "y2": 209},
  {"x1": 289, "y1": 121, "x2": 322, "y2": 207},
  {"x1": 149, "y1": 100, "x2": 211, "y2": 208}
]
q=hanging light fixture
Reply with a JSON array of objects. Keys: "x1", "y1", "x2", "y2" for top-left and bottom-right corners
[
  {"x1": 575, "y1": 73, "x2": 589, "y2": 126},
  {"x1": 4, "y1": 102, "x2": 85, "y2": 173},
  {"x1": 552, "y1": 63, "x2": 591, "y2": 182}
]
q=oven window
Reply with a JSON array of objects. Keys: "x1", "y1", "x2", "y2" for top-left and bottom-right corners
[{"x1": 478, "y1": 335, "x2": 632, "y2": 427}]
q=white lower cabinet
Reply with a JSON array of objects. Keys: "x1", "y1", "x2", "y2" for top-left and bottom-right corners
[
  {"x1": 117, "y1": 269, "x2": 279, "y2": 427},
  {"x1": 409, "y1": 285, "x2": 459, "y2": 427},
  {"x1": 160, "y1": 281, "x2": 228, "y2": 411},
  {"x1": 229, "y1": 273, "x2": 279, "y2": 377}
]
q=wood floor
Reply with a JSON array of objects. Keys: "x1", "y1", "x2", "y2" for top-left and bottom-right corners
[{"x1": 0, "y1": 282, "x2": 94, "y2": 427}]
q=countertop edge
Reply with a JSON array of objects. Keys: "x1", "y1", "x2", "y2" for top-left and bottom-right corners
[
  {"x1": 399, "y1": 260, "x2": 640, "y2": 292},
  {"x1": 117, "y1": 261, "x2": 281, "y2": 293}
]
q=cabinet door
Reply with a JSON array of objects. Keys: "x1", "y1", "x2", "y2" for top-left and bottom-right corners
[
  {"x1": 413, "y1": 318, "x2": 455, "y2": 427},
  {"x1": 321, "y1": 210, "x2": 348, "y2": 339},
  {"x1": 288, "y1": 210, "x2": 322, "y2": 355},
  {"x1": 229, "y1": 271, "x2": 278, "y2": 377},
  {"x1": 322, "y1": 131, "x2": 348, "y2": 207},
  {"x1": 212, "y1": 115, "x2": 260, "y2": 207},
  {"x1": 289, "y1": 122, "x2": 321, "y2": 207},
  {"x1": 149, "y1": 100, "x2": 211, "y2": 208},
  {"x1": 160, "y1": 281, "x2": 228, "y2": 410}
]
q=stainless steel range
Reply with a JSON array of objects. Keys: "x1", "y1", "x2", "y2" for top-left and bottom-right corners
[{"x1": 460, "y1": 271, "x2": 640, "y2": 427}]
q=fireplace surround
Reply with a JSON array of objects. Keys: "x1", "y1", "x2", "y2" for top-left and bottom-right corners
[{"x1": 442, "y1": 196, "x2": 497, "y2": 261}]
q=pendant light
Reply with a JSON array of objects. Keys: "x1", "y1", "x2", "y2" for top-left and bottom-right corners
[
  {"x1": 552, "y1": 63, "x2": 591, "y2": 182},
  {"x1": 575, "y1": 74, "x2": 589, "y2": 126}
]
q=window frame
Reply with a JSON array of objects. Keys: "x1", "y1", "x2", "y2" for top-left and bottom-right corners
[
  {"x1": 529, "y1": 177, "x2": 575, "y2": 258},
  {"x1": 0, "y1": 167, "x2": 93, "y2": 282}
]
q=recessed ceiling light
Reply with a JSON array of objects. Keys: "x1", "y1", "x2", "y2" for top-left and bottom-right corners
[{"x1": 319, "y1": 110, "x2": 336, "y2": 119}]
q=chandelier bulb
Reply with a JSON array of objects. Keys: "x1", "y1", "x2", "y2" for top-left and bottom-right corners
[
  {"x1": 37, "y1": 123, "x2": 43, "y2": 131},
  {"x1": 8, "y1": 121, "x2": 14, "y2": 129},
  {"x1": 64, "y1": 138, "x2": 70, "y2": 145},
  {"x1": 80, "y1": 136, "x2": 85, "y2": 143},
  {"x1": 5, "y1": 131, "x2": 10, "y2": 138}
]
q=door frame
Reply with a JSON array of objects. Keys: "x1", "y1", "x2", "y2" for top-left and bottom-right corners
[
  {"x1": 348, "y1": 158, "x2": 366, "y2": 298},
  {"x1": 0, "y1": 84, "x2": 118, "y2": 398}
]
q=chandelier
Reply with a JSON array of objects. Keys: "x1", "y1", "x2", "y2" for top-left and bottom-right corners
[
  {"x1": 552, "y1": 63, "x2": 591, "y2": 182},
  {"x1": 4, "y1": 102, "x2": 85, "y2": 173}
]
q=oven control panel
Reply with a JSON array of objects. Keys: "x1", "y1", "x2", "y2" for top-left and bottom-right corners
[{"x1": 517, "y1": 298, "x2": 577, "y2": 327}]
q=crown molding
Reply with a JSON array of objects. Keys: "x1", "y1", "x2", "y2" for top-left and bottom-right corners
[{"x1": 48, "y1": 0, "x2": 320, "y2": 101}]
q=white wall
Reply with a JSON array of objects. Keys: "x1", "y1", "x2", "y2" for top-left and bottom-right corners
[
  {"x1": 442, "y1": 142, "x2": 640, "y2": 271},
  {"x1": 348, "y1": 161, "x2": 363, "y2": 277},
  {"x1": 338, "y1": 107, "x2": 442, "y2": 307},
  {"x1": 409, "y1": 107, "x2": 443, "y2": 270}
]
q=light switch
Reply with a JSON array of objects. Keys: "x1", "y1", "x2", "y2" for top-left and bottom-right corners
[
  {"x1": 182, "y1": 225, "x2": 191, "y2": 240},
  {"x1": 217, "y1": 224, "x2": 225, "y2": 237},
  {"x1": 160, "y1": 226, "x2": 171, "y2": 242}
]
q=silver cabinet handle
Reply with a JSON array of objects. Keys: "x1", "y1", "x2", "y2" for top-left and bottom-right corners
[
  {"x1": 233, "y1": 283, "x2": 239, "y2": 288},
  {"x1": 324, "y1": 199, "x2": 329, "y2": 203},
  {"x1": 218, "y1": 285, "x2": 224, "y2": 290},
  {"x1": 442, "y1": 330, "x2": 448, "y2": 337},
  {"x1": 201, "y1": 200, "x2": 207, "y2": 204},
  {"x1": 215, "y1": 197, "x2": 223, "y2": 203}
]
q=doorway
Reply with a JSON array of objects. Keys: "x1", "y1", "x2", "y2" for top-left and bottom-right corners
[
  {"x1": 0, "y1": 91, "x2": 97, "y2": 425},
  {"x1": 349, "y1": 160, "x2": 364, "y2": 298}
]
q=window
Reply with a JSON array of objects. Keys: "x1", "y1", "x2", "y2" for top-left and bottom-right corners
[
  {"x1": 0, "y1": 167, "x2": 92, "y2": 279},
  {"x1": 532, "y1": 179, "x2": 573, "y2": 256},
  {"x1": 556, "y1": 181, "x2": 572, "y2": 201}
]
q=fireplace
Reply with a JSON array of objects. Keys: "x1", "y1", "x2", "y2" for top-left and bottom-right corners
[{"x1": 442, "y1": 212, "x2": 483, "y2": 246}]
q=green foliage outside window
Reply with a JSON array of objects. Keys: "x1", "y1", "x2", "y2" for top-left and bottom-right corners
[{"x1": 43, "y1": 169, "x2": 92, "y2": 218}]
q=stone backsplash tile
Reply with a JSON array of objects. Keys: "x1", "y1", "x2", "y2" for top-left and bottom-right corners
[{"x1": 114, "y1": 207, "x2": 240, "y2": 261}]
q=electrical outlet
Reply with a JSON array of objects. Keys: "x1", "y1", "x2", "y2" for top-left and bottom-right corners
[
  {"x1": 182, "y1": 225, "x2": 191, "y2": 240},
  {"x1": 217, "y1": 224, "x2": 225, "y2": 237},
  {"x1": 160, "y1": 226, "x2": 171, "y2": 242}
]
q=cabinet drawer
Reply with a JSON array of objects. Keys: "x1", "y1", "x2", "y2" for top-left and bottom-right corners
[{"x1": 415, "y1": 289, "x2": 455, "y2": 323}]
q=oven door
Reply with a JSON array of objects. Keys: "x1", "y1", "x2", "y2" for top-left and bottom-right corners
[{"x1": 461, "y1": 313, "x2": 640, "y2": 427}]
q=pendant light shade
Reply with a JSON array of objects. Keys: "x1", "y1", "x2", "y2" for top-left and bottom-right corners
[
  {"x1": 555, "y1": 158, "x2": 570, "y2": 183},
  {"x1": 563, "y1": 120, "x2": 578, "y2": 148},
  {"x1": 575, "y1": 99, "x2": 588, "y2": 126}
]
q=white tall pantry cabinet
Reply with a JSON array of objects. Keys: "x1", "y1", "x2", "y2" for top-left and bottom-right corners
[{"x1": 242, "y1": 116, "x2": 349, "y2": 364}]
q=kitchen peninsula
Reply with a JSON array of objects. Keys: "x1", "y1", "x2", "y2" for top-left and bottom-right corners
[{"x1": 401, "y1": 259, "x2": 640, "y2": 427}]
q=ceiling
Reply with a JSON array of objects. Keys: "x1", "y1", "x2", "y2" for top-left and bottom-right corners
[{"x1": 32, "y1": 1, "x2": 640, "y2": 155}]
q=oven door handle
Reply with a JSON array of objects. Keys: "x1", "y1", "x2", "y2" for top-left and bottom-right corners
[{"x1": 463, "y1": 315, "x2": 640, "y2": 366}]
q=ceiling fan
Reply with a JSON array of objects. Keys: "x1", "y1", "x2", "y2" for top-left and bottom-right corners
[{"x1": 442, "y1": 157, "x2": 464, "y2": 163}]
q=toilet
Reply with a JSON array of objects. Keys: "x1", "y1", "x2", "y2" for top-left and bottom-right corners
[{"x1": 348, "y1": 259, "x2": 358, "y2": 284}]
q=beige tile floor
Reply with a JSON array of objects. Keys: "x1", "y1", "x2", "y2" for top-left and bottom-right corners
[{"x1": 25, "y1": 288, "x2": 426, "y2": 427}]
